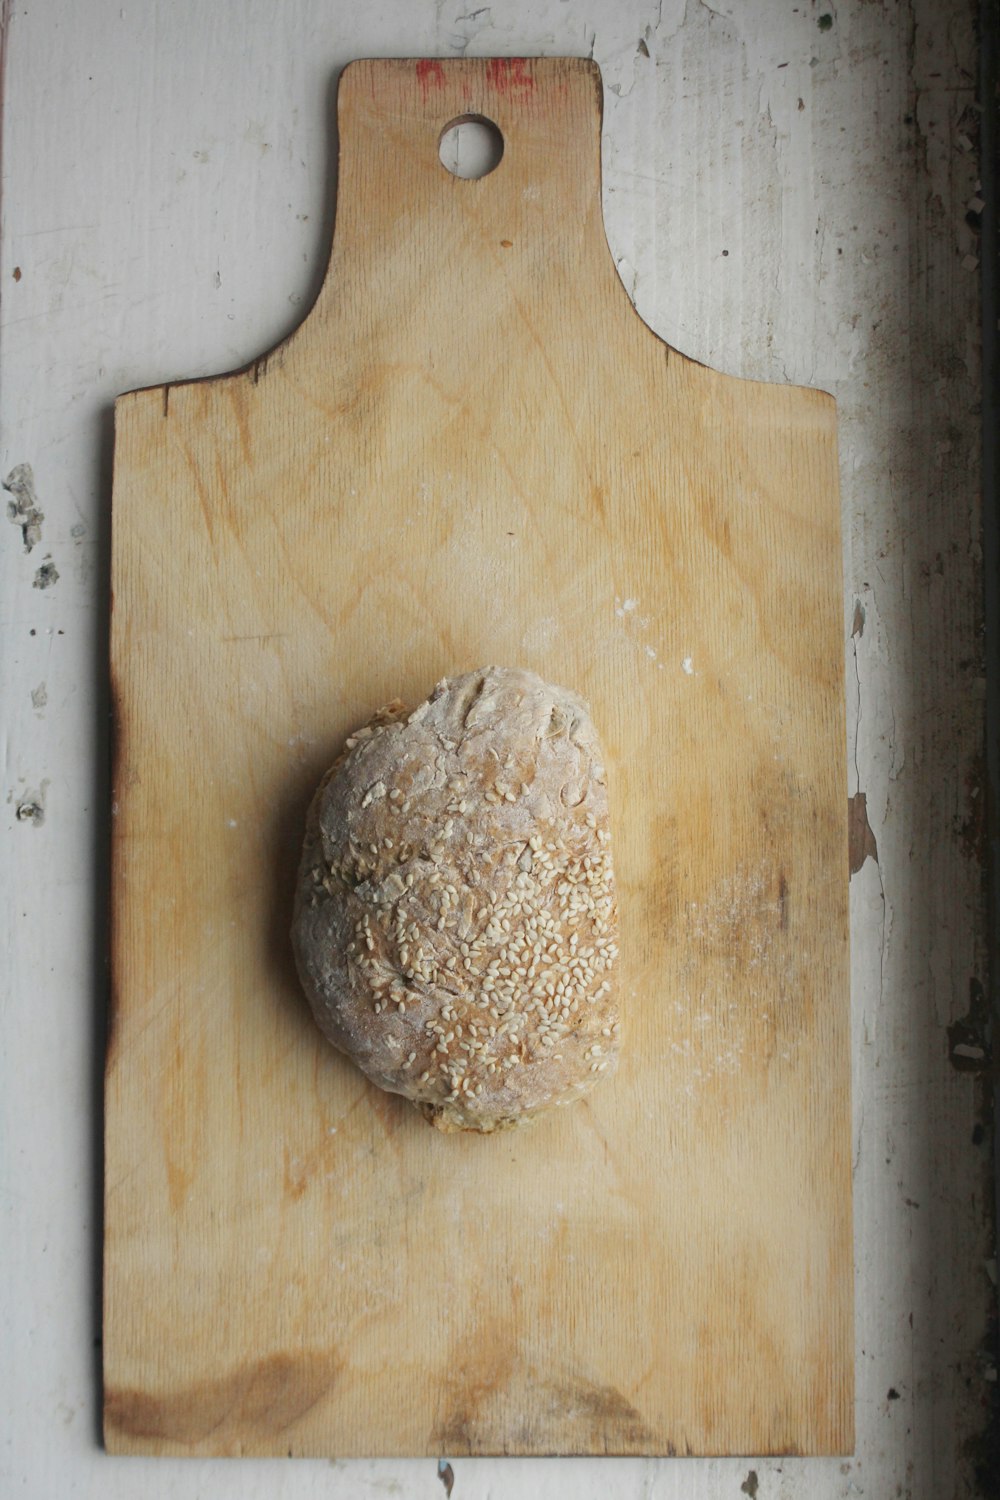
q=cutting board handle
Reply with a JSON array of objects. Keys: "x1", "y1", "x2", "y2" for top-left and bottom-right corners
[{"x1": 287, "y1": 57, "x2": 636, "y2": 372}]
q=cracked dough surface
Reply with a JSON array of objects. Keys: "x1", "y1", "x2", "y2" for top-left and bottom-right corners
[{"x1": 291, "y1": 665, "x2": 620, "y2": 1132}]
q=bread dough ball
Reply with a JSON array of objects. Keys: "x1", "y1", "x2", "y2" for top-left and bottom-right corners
[{"x1": 292, "y1": 666, "x2": 620, "y2": 1132}]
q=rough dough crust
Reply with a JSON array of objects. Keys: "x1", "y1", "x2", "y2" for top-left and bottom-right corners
[{"x1": 291, "y1": 666, "x2": 620, "y2": 1132}]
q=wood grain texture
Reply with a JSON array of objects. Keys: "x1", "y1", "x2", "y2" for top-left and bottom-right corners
[{"x1": 105, "y1": 56, "x2": 851, "y2": 1458}]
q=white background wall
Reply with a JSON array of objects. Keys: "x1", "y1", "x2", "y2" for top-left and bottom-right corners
[{"x1": 1, "y1": 1, "x2": 992, "y2": 1496}]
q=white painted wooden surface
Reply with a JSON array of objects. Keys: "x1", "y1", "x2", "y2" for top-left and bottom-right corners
[{"x1": 0, "y1": 1, "x2": 989, "y2": 1497}]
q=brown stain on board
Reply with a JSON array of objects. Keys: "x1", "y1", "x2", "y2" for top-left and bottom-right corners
[
  {"x1": 434, "y1": 1367, "x2": 655, "y2": 1455},
  {"x1": 432, "y1": 1303, "x2": 654, "y2": 1454},
  {"x1": 105, "y1": 1348, "x2": 342, "y2": 1448},
  {"x1": 433, "y1": 1321, "x2": 521, "y2": 1451},
  {"x1": 282, "y1": 1144, "x2": 309, "y2": 1202},
  {"x1": 539, "y1": 1376, "x2": 655, "y2": 1451}
]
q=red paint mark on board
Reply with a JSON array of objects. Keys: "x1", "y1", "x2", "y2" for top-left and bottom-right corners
[
  {"x1": 416, "y1": 59, "x2": 446, "y2": 98},
  {"x1": 487, "y1": 57, "x2": 534, "y2": 95}
]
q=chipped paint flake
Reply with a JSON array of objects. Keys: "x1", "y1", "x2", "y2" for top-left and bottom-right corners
[
  {"x1": 437, "y1": 1458, "x2": 455, "y2": 1497},
  {"x1": 848, "y1": 792, "x2": 878, "y2": 876},
  {"x1": 4, "y1": 463, "x2": 44, "y2": 552}
]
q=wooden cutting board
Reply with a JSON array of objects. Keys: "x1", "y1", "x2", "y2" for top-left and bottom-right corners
[{"x1": 104, "y1": 56, "x2": 852, "y2": 1458}]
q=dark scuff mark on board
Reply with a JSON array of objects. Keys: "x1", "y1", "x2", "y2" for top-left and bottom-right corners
[
  {"x1": 848, "y1": 792, "x2": 879, "y2": 875},
  {"x1": 4, "y1": 463, "x2": 44, "y2": 551},
  {"x1": 33, "y1": 558, "x2": 59, "y2": 589},
  {"x1": 741, "y1": 1472, "x2": 759, "y2": 1498}
]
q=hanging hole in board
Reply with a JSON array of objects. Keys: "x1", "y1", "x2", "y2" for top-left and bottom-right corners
[{"x1": 438, "y1": 115, "x2": 504, "y2": 180}]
